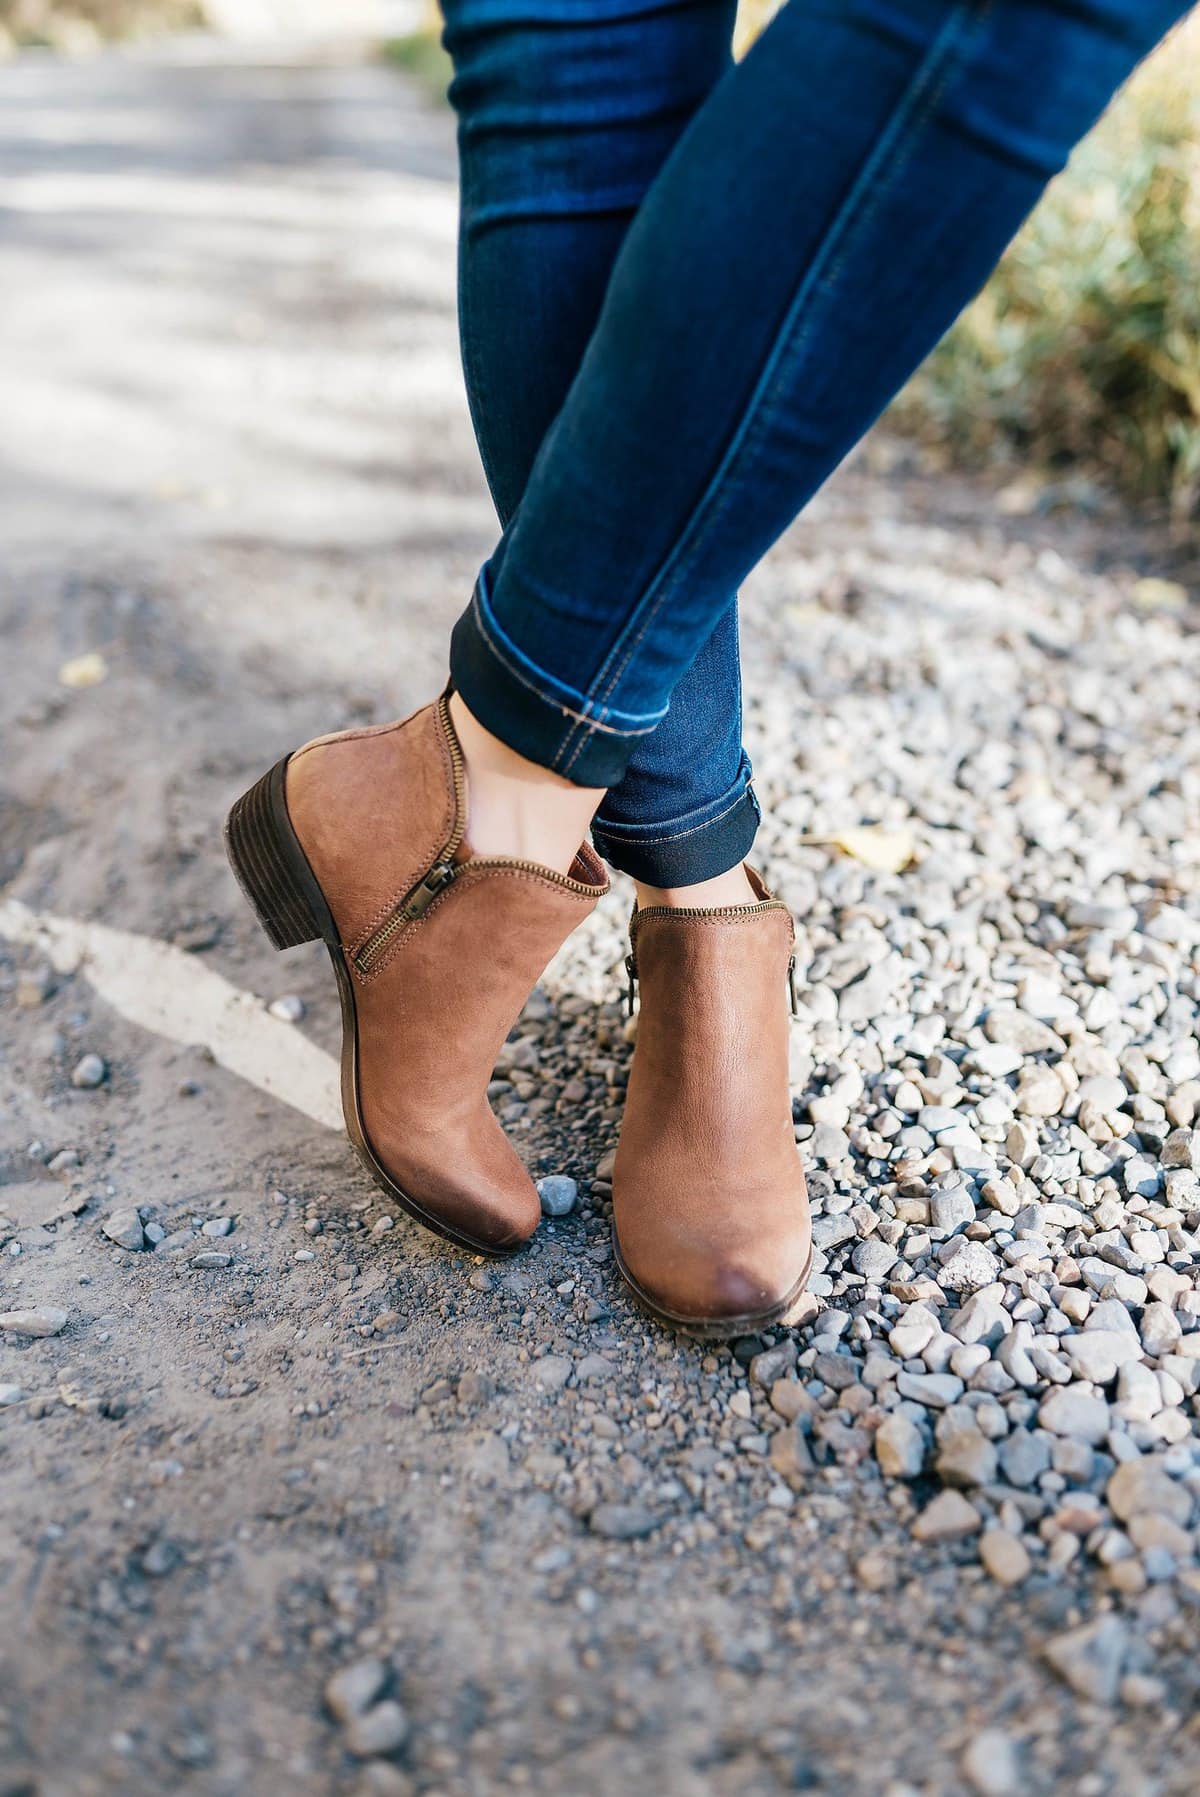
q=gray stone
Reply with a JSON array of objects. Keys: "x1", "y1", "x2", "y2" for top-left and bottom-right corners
[
  {"x1": 71, "y1": 1053, "x2": 107, "y2": 1089},
  {"x1": 749, "y1": 1340, "x2": 798, "y2": 1388},
  {"x1": 268, "y1": 993, "x2": 306, "y2": 1022},
  {"x1": 809, "y1": 1123, "x2": 852, "y2": 1164},
  {"x1": 1015, "y1": 1065, "x2": 1066, "y2": 1118},
  {"x1": 201, "y1": 1216, "x2": 234, "y2": 1237},
  {"x1": 1106, "y1": 1457, "x2": 1193, "y2": 1527},
  {"x1": 962, "y1": 1727, "x2": 1021, "y2": 1797},
  {"x1": 996, "y1": 1322, "x2": 1038, "y2": 1389},
  {"x1": 1084, "y1": 1298, "x2": 1140, "y2": 1337},
  {"x1": 985, "y1": 1009, "x2": 1064, "y2": 1055},
  {"x1": 1123, "y1": 1156, "x2": 1161, "y2": 1198},
  {"x1": 935, "y1": 1428, "x2": 997, "y2": 1489},
  {"x1": 1161, "y1": 1127, "x2": 1198, "y2": 1170},
  {"x1": 344, "y1": 1702, "x2": 410, "y2": 1759},
  {"x1": 101, "y1": 1207, "x2": 145, "y2": 1251},
  {"x1": 851, "y1": 1238, "x2": 897, "y2": 1281},
  {"x1": 811, "y1": 1214, "x2": 856, "y2": 1252},
  {"x1": 887, "y1": 1303, "x2": 939, "y2": 1358},
  {"x1": 937, "y1": 1242, "x2": 1001, "y2": 1294},
  {"x1": 979, "y1": 1530, "x2": 1031, "y2": 1588},
  {"x1": 1139, "y1": 1302, "x2": 1182, "y2": 1358},
  {"x1": 532, "y1": 1355, "x2": 572, "y2": 1392},
  {"x1": 0, "y1": 1306, "x2": 67, "y2": 1338},
  {"x1": 1043, "y1": 1616, "x2": 1128, "y2": 1705},
  {"x1": 929, "y1": 1187, "x2": 976, "y2": 1235},
  {"x1": 575, "y1": 1354, "x2": 615, "y2": 1384},
  {"x1": 325, "y1": 1659, "x2": 388, "y2": 1724},
  {"x1": 1038, "y1": 1387, "x2": 1110, "y2": 1445},
  {"x1": 896, "y1": 1371, "x2": 963, "y2": 1410},
  {"x1": 874, "y1": 1413, "x2": 926, "y2": 1479},
  {"x1": 1076, "y1": 1075, "x2": 1129, "y2": 1113},
  {"x1": 911, "y1": 1489, "x2": 981, "y2": 1542},
  {"x1": 0, "y1": 1384, "x2": 25, "y2": 1407},
  {"x1": 998, "y1": 1429, "x2": 1052, "y2": 1488},
  {"x1": 536, "y1": 1175, "x2": 578, "y2": 1218},
  {"x1": 588, "y1": 1503, "x2": 661, "y2": 1540},
  {"x1": 1005, "y1": 1120, "x2": 1040, "y2": 1168},
  {"x1": 949, "y1": 1292, "x2": 1007, "y2": 1347},
  {"x1": 1114, "y1": 1361, "x2": 1162, "y2": 1423},
  {"x1": 1061, "y1": 1330, "x2": 1143, "y2": 1384}
]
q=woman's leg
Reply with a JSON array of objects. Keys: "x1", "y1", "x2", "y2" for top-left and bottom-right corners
[
  {"x1": 443, "y1": 0, "x2": 757, "y2": 897},
  {"x1": 451, "y1": 0, "x2": 1190, "y2": 816},
  {"x1": 441, "y1": 0, "x2": 1188, "y2": 1331}
]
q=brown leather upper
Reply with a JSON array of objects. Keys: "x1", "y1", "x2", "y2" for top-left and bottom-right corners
[
  {"x1": 613, "y1": 879, "x2": 811, "y2": 1325},
  {"x1": 286, "y1": 699, "x2": 606, "y2": 1250}
]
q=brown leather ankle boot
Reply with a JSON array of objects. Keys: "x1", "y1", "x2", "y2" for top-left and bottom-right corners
[
  {"x1": 224, "y1": 693, "x2": 607, "y2": 1254},
  {"x1": 613, "y1": 870, "x2": 812, "y2": 1334}
]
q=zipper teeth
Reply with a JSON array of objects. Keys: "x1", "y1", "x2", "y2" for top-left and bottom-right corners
[
  {"x1": 468, "y1": 853, "x2": 600, "y2": 895},
  {"x1": 437, "y1": 691, "x2": 468, "y2": 863},
  {"x1": 633, "y1": 900, "x2": 790, "y2": 922},
  {"x1": 627, "y1": 899, "x2": 793, "y2": 983},
  {"x1": 354, "y1": 701, "x2": 599, "y2": 973},
  {"x1": 354, "y1": 694, "x2": 468, "y2": 973}
]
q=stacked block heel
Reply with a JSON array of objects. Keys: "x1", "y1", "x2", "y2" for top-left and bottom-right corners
[{"x1": 223, "y1": 759, "x2": 328, "y2": 951}]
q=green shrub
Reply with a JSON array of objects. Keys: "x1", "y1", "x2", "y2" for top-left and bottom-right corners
[
  {"x1": 1, "y1": 0, "x2": 203, "y2": 48},
  {"x1": 895, "y1": 17, "x2": 1200, "y2": 524}
]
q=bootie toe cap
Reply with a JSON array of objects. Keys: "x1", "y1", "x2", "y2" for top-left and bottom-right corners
[{"x1": 612, "y1": 1176, "x2": 812, "y2": 1332}]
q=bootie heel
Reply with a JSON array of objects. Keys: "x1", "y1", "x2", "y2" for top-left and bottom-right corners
[{"x1": 224, "y1": 759, "x2": 329, "y2": 952}]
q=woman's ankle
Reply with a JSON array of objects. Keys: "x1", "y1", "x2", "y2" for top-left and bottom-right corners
[
  {"x1": 634, "y1": 863, "x2": 758, "y2": 910},
  {"x1": 448, "y1": 691, "x2": 604, "y2": 875}
]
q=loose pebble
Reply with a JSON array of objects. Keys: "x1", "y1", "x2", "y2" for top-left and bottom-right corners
[
  {"x1": 536, "y1": 1175, "x2": 578, "y2": 1218},
  {"x1": 101, "y1": 1207, "x2": 145, "y2": 1252},
  {"x1": 71, "y1": 1053, "x2": 107, "y2": 1089},
  {"x1": 0, "y1": 1307, "x2": 68, "y2": 1338}
]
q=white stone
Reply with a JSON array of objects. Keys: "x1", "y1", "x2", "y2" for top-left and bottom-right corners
[{"x1": 1038, "y1": 1386, "x2": 1111, "y2": 1445}]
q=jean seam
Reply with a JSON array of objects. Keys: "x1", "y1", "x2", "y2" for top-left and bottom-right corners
[
  {"x1": 593, "y1": 784, "x2": 753, "y2": 846},
  {"x1": 554, "y1": 0, "x2": 987, "y2": 779},
  {"x1": 468, "y1": 582, "x2": 665, "y2": 738}
]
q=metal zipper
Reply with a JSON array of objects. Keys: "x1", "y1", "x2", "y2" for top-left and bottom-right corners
[
  {"x1": 354, "y1": 693, "x2": 468, "y2": 974},
  {"x1": 354, "y1": 698, "x2": 598, "y2": 974},
  {"x1": 624, "y1": 900, "x2": 799, "y2": 1016}
]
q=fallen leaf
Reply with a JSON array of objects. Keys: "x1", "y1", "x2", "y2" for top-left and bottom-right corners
[
  {"x1": 1131, "y1": 576, "x2": 1188, "y2": 612},
  {"x1": 58, "y1": 652, "x2": 108, "y2": 689},
  {"x1": 801, "y1": 826, "x2": 916, "y2": 874}
]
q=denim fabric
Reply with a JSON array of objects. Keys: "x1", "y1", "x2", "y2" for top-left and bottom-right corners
[
  {"x1": 447, "y1": 0, "x2": 1189, "y2": 863},
  {"x1": 444, "y1": 0, "x2": 757, "y2": 884}
]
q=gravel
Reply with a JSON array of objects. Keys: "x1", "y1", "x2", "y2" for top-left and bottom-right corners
[{"x1": 2, "y1": 39, "x2": 1199, "y2": 1797}]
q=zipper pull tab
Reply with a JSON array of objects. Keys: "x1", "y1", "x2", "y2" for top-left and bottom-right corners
[
  {"x1": 625, "y1": 952, "x2": 637, "y2": 1017},
  {"x1": 402, "y1": 860, "x2": 458, "y2": 923},
  {"x1": 788, "y1": 953, "x2": 798, "y2": 1017}
]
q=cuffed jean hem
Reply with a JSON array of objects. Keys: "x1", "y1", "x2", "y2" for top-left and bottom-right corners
[
  {"x1": 449, "y1": 572, "x2": 665, "y2": 788},
  {"x1": 591, "y1": 779, "x2": 761, "y2": 885}
]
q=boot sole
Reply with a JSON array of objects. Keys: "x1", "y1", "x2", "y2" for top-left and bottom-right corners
[
  {"x1": 224, "y1": 758, "x2": 523, "y2": 1259},
  {"x1": 612, "y1": 1229, "x2": 815, "y2": 1340}
]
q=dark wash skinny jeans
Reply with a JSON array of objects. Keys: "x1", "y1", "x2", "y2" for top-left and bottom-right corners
[{"x1": 443, "y1": 0, "x2": 1188, "y2": 884}]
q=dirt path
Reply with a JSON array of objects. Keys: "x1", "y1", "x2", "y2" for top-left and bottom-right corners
[{"x1": 2, "y1": 39, "x2": 1197, "y2": 1797}]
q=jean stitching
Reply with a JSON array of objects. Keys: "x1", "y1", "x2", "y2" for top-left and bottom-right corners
[
  {"x1": 593, "y1": 784, "x2": 753, "y2": 845},
  {"x1": 468, "y1": 585, "x2": 663, "y2": 739},
  {"x1": 473, "y1": 579, "x2": 665, "y2": 727},
  {"x1": 555, "y1": 0, "x2": 986, "y2": 778}
]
